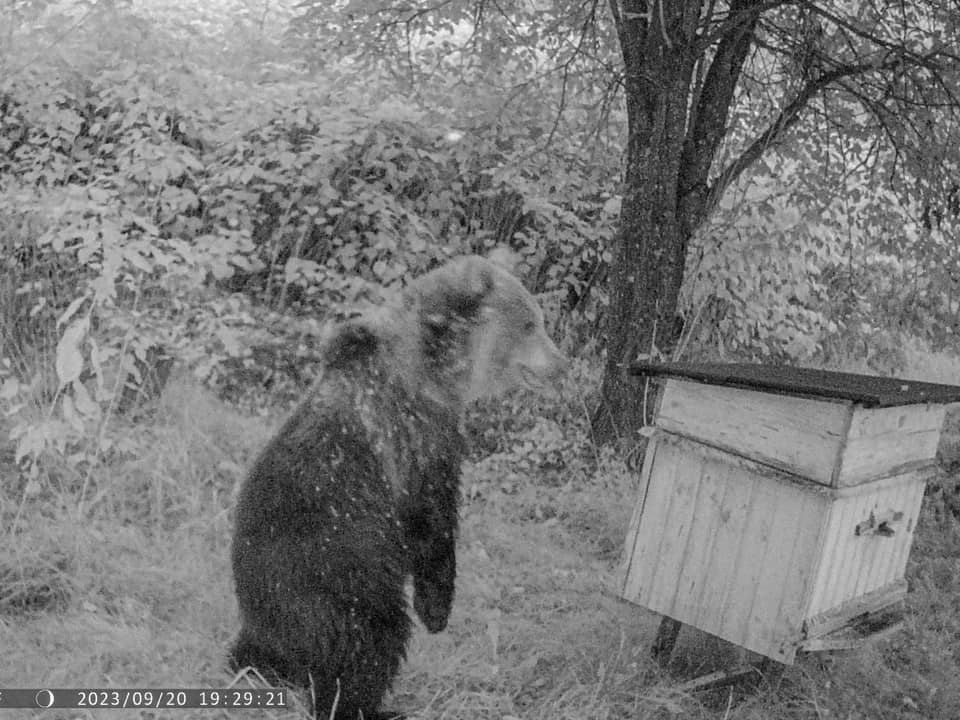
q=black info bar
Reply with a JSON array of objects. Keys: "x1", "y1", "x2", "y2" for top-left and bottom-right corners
[{"x1": 0, "y1": 688, "x2": 288, "y2": 709}]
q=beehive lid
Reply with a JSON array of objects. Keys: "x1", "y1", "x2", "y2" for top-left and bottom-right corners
[{"x1": 629, "y1": 361, "x2": 960, "y2": 408}]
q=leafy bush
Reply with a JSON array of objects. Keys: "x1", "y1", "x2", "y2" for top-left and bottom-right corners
[
  {"x1": 11, "y1": 0, "x2": 957, "y2": 490},
  {"x1": 0, "y1": 2, "x2": 620, "y2": 484},
  {"x1": 679, "y1": 131, "x2": 960, "y2": 372}
]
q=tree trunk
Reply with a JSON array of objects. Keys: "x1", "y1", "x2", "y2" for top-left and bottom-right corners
[
  {"x1": 592, "y1": 0, "x2": 701, "y2": 445},
  {"x1": 592, "y1": 176, "x2": 693, "y2": 446},
  {"x1": 594, "y1": 0, "x2": 762, "y2": 446}
]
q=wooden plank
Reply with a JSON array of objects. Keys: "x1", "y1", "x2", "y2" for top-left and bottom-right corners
[
  {"x1": 830, "y1": 465, "x2": 937, "y2": 498},
  {"x1": 829, "y1": 495, "x2": 867, "y2": 612},
  {"x1": 888, "y1": 479, "x2": 927, "y2": 580},
  {"x1": 872, "y1": 482, "x2": 908, "y2": 600},
  {"x1": 853, "y1": 477, "x2": 915, "y2": 599},
  {"x1": 847, "y1": 402, "x2": 947, "y2": 437},
  {"x1": 659, "y1": 435, "x2": 827, "y2": 646},
  {"x1": 801, "y1": 619, "x2": 905, "y2": 652},
  {"x1": 692, "y1": 449, "x2": 759, "y2": 639},
  {"x1": 806, "y1": 472, "x2": 927, "y2": 618},
  {"x1": 641, "y1": 437, "x2": 823, "y2": 663},
  {"x1": 669, "y1": 448, "x2": 820, "y2": 664},
  {"x1": 807, "y1": 468, "x2": 932, "y2": 617},
  {"x1": 674, "y1": 666, "x2": 764, "y2": 693},
  {"x1": 852, "y1": 500, "x2": 889, "y2": 602},
  {"x1": 801, "y1": 605, "x2": 905, "y2": 652},
  {"x1": 797, "y1": 469, "x2": 835, "y2": 625},
  {"x1": 618, "y1": 438, "x2": 659, "y2": 597},
  {"x1": 837, "y1": 404, "x2": 947, "y2": 486},
  {"x1": 642, "y1": 445, "x2": 705, "y2": 616},
  {"x1": 657, "y1": 379, "x2": 851, "y2": 485},
  {"x1": 717, "y1": 473, "x2": 783, "y2": 657},
  {"x1": 620, "y1": 438, "x2": 683, "y2": 604},
  {"x1": 669, "y1": 450, "x2": 731, "y2": 626},
  {"x1": 803, "y1": 581, "x2": 907, "y2": 641},
  {"x1": 740, "y1": 476, "x2": 823, "y2": 664},
  {"x1": 804, "y1": 498, "x2": 842, "y2": 618}
]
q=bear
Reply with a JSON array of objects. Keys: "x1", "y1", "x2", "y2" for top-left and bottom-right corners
[{"x1": 228, "y1": 253, "x2": 567, "y2": 720}]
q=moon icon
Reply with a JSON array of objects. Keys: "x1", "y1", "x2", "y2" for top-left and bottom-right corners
[{"x1": 35, "y1": 690, "x2": 54, "y2": 708}]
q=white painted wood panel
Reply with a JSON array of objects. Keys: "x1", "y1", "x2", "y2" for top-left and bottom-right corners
[
  {"x1": 802, "y1": 469, "x2": 930, "y2": 618},
  {"x1": 657, "y1": 379, "x2": 851, "y2": 485},
  {"x1": 620, "y1": 372, "x2": 948, "y2": 662},
  {"x1": 836, "y1": 404, "x2": 946, "y2": 486},
  {"x1": 619, "y1": 436, "x2": 825, "y2": 663}
]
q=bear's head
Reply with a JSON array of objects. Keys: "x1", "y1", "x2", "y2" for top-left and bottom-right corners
[{"x1": 400, "y1": 253, "x2": 567, "y2": 407}]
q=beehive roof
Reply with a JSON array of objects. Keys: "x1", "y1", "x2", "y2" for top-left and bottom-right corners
[{"x1": 629, "y1": 361, "x2": 960, "y2": 407}]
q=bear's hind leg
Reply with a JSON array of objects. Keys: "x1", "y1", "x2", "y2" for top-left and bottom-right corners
[{"x1": 308, "y1": 598, "x2": 412, "y2": 720}]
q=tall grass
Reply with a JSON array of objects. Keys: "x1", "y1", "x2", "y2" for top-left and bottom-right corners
[{"x1": 1, "y1": 344, "x2": 958, "y2": 718}]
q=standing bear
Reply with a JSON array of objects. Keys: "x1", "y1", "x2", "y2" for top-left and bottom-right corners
[{"x1": 229, "y1": 254, "x2": 567, "y2": 720}]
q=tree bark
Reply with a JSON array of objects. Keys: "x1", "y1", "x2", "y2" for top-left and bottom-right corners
[
  {"x1": 592, "y1": 159, "x2": 693, "y2": 444},
  {"x1": 593, "y1": 0, "x2": 760, "y2": 445}
]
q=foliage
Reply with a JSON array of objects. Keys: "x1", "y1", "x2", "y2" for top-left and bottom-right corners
[
  {"x1": 679, "y1": 106, "x2": 960, "y2": 371},
  {"x1": 287, "y1": 1, "x2": 960, "y2": 395},
  {"x1": 288, "y1": 0, "x2": 623, "y2": 322},
  {"x1": 4, "y1": 0, "x2": 960, "y2": 476},
  {"x1": 293, "y1": 0, "x2": 960, "y2": 442},
  {"x1": 2, "y1": 6, "x2": 960, "y2": 716},
  {"x1": 0, "y1": 0, "x2": 621, "y2": 482},
  {"x1": 464, "y1": 355, "x2": 602, "y2": 491}
]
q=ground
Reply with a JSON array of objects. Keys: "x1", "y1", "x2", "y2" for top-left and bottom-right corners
[{"x1": 1, "y1": 366, "x2": 959, "y2": 720}]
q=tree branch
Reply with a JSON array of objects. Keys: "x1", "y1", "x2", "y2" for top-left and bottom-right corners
[
  {"x1": 704, "y1": 56, "x2": 899, "y2": 215},
  {"x1": 608, "y1": 0, "x2": 649, "y2": 82},
  {"x1": 695, "y1": 0, "x2": 794, "y2": 49},
  {"x1": 801, "y1": 0, "x2": 960, "y2": 65},
  {"x1": 543, "y1": 0, "x2": 603, "y2": 149},
  {"x1": 677, "y1": 0, "x2": 762, "y2": 229}
]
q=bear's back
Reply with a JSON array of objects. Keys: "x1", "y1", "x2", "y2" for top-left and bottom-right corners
[{"x1": 233, "y1": 318, "x2": 464, "y2": 542}]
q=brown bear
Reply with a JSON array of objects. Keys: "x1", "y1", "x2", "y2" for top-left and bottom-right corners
[{"x1": 229, "y1": 254, "x2": 566, "y2": 720}]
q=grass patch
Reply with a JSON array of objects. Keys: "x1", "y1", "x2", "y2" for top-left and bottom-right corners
[{"x1": 1, "y1": 361, "x2": 959, "y2": 719}]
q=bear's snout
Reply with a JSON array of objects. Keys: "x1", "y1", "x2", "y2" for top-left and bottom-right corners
[{"x1": 519, "y1": 332, "x2": 568, "y2": 385}]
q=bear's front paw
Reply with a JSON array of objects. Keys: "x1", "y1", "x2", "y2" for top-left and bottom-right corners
[{"x1": 413, "y1": 591, "x2": 450, "y2": 633}]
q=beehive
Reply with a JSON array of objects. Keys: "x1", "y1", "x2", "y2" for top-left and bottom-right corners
[{"x1": 619, "y1": 362, "x2": 960, "y2": 664}]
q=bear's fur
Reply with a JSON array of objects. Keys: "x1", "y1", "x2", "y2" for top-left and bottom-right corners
[{"x1": 229, "y1": 255, "x2": 566, "y2": 719}]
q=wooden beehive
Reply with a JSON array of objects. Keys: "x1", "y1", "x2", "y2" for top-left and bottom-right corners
[{"x1": 619, "y1": 362, "x2": 960, "y2": 665}]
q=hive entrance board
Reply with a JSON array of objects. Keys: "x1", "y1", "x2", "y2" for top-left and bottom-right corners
[{"x1": 619, "y1": 362, "x2": 960, "y2": 684}]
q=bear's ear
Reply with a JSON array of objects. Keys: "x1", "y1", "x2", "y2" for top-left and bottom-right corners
[
  {"x1": 448, "y1": 256, "x2": 495, "y2": 318},
  {"x1": 416, "y1": 258, "x2": 495, "y2": 350},
  {"x1": 323, "y1": 321, "x2": 379, "y2": 367},
  {"x1": 415, "y1": 257, "x2": 494, "y2": 321}
]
